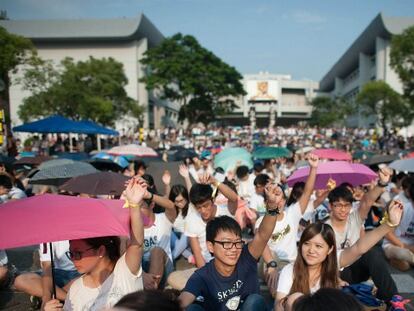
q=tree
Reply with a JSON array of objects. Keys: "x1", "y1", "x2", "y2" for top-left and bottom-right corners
[
  {"x1": 140, "y1": 33, "x2": 246, "y2": 125},
  {"x1": 356, "y1": 81, "x2": 410, "y2": 135},
  {"x1": 0, "y1": 26, "x2": 35, "y2": 131},
  {"x1": 18, "y1": 56, "x2": 143, "y2": 126},
  {"x1": 390, "y1": 25, "x2": 414, "y2": 108},
  {"x1": 309, "y1": 96, "x2": 352, "y2": 127}
]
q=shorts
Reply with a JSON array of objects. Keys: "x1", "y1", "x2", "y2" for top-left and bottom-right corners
[{"x1": 53, "y1": 269, "x2": 80, "y2": 288}]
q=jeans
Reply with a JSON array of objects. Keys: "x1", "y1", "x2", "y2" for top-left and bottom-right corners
[
  {"x1": 186, "y1": 294, "x2": 266, "y2": 311},
  {"x1": 340, "y1": 244, "x2": 398, "y2": 301}
]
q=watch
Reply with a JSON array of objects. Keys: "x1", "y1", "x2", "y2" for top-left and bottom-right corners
[
  {"x1": 266, "y1": 208, "x2": 280, "y2": 216},
  {"x1": 266, "y1": 261, "x2": 278, "y2": 268},
  {"x1": 377, "y1": 181, "x2": 388, "y2": 188}
]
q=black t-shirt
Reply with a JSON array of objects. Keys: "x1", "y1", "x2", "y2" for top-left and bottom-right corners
[{"x1": 183, "y1": 245, "x2": 259, "y2": 311}]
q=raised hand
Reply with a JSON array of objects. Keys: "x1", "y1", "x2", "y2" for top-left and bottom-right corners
[
  {"x1": 264, "y1": 183, "x2": 284, "y2": 209},
  {"x1": 124, "y1": 177, "x2": 147, "y2": 205},
  {"x1": 379, "y1": 167, "x2": 393, "y2": 185},
  {"x1": 199, "y1": 173, "x2": 215, "y2": 185},
  {"x1": 162, "y1": 170, "x2": 171, "y2": 186},
  {"x1": 388, "y1": 200, "x2": 403, "y2": 226},
  {"x1": 307, "y1": 153, "x2": 319, "y2": 168},
  {"x1": 178, "y1": 164, "x2": 190, "y2": 179},
  {"x1": 326, "y1": 178, "x2": 337, "y2": 191}
]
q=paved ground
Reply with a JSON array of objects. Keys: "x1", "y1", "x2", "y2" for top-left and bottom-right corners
[{"x1": 1, "y1": 246, "x2": 413, "y2": 310}]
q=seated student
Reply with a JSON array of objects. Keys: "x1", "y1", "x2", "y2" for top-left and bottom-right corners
[
  {"x1": 184, "y1": 174, "x2": 239, "y2": 268},
  {"x1": 383, "y1": 176, "x2": 414, "y2": 271},
  {"x1": 179, "y1": 182, "x2": 286, "y2": 311},
  {"x1": 14, "y1": 241, "x2": 80, "y2": 308},
  {"x1": 235, "y1": 165, "x2": 255, "y2": 202},
  {"x1": 324, "y1": 167, "x2": 398, "y2": 302},
  {"x1": 275, "y1": 200, "x2": 403, "y2": 311},
  {"x1": 249, "y1": 174, "x2": 270, "y2": 215},
  {"x1": 258, "y1": 155, "x2": 319, "y2": 296},
  {"x1": 44, "y1": 177, "x2": 145, "y2": 311},
  {"x1": 0, "y1": 173, "x2": 26, "y2": 203}
]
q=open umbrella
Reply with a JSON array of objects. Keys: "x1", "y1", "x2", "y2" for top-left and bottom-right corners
[
  {"x1": 0, "y1": 194, "x2": 134, "y2": 298},
  {"x1": 91, "y1": 153, "x2": 129, "y2": 168},
  {"x1": 172, "y1": 149, "x2": 198, "y2": 162},
  {"x1": 352, "y1": 150, "x2": 376, "y2": 160},
  {"x1": 389, "y1": 158, "x2": 414, "y2": 173},
  {"x1": 14, "y1": 156, "x2": 52, "y2": 166},
  {"x1": 287, "y1": 161, "x2": 377, "y2": 189},
  {"x1": 30, "y1": 162, "x2": 98, "y2": 186},
  {"x1": 362, "y1": 154, "x2": 398, "y2": 166},
  {"x1": 60, "y1": 171, "x2": 130, "y2": 196},
  {"x1": 252, "y1": 146, "x2": 292, "y2": 159},
  {"x1": 312, "y1": 149, "x2": 352, "y2": 161},
  {"x1": 214, "y1": 147, "x2": 253, "y2": 172},
  {"x1": 108, "y1": 144, "x2": 158, "y2": 157},
  {"x1": 87, "y1": 158, "x2": 123, "y2": 172}
]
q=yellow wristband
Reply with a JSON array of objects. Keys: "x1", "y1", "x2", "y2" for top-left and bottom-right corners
[
  {"x1": 123, "y1": 201, "x2": 140, "y2": 209},
  {"x1": 380, "y1": 211, "x2": 399, "y2": 228}
]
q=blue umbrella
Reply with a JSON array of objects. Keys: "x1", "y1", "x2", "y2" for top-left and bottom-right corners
[
  {"x1": 78, "y1": 120, "x2": 119, "y2": 136},
  {"x1": 214, "y1": 147, "x2": 253, "y2": 172}
]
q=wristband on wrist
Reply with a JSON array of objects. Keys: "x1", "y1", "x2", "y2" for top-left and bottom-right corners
[
  {"x1": 266, "y1": 207, "x2": 280, "y2": 216},
  {"x1": 380, "y1": 211, "x2": 399, "y2": 228},
  {"x1": 377, "y1": 180, "x2": 388, "y2": 188},
  {"x1": 266, "y1": 260, "x2": 278, "y2": 268},
  {"x1": 123, "y1": 200, "x2": 140, "y2": 209}
]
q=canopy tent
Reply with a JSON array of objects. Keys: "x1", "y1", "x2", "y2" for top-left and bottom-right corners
[{"x1": 13, "y1": 115, "x2": 118, "y2": 136}]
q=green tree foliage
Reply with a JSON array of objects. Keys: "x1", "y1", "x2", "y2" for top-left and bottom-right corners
[
  {"x1": 309, "y1": 96, "x2": 352, "y2": 127},
  {"x1": 140, "y1": 33, "x2": 246, "y2": 125},
  {"x1": 0, "y1": 26, "x2": 35, "y2": 128},
  {"x1": 356, "y1": 81, "x2": 410, "y2": 135},
  {"x1": 18, "y1": 56, "x2": 143, "y2": 126},
  {"x1": 390, "y1": 25, "x2": 414, "y2": 107}
]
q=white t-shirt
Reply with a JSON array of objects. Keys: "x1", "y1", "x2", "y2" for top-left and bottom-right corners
[
  {"x1": 184, "y1": 205, "x2": 233, "y2": 262},
  {"x1": 173, "y1": 212, "x2": 186, "y2": 233},
  {"x1": 277, "y1": 250, "x2": 344, "y2": 295},
  {"x1": 39, "y1": 241, "x2": 76, "y2": 271},
  {"x1": 144, "y1": 213, "x2": 173, "y2": 262},
  {"x1": 255, "y1": 202, "x2": 305, "y2": 262},
  {"x1": 0, "y1": 186, "x2": 27, "y2": 203},
  {"x1": 384, "y1": 193, "x2": 414, "y2": 246},
  {"x1": 64, "y1": 254, "x2": 143, "y2": 311},
  {"x1": 325, "y1": 209, "x2": 364, "y2": 250},
  {"x1": 249, "y1": 192, "x2": 266, "y2": 214},
  {"x1": 237, "y1": 174, "x2": 256, "y2": 201}
]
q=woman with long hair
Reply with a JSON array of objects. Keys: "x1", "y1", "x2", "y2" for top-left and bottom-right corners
[
  {"x1": 275, "y1": 200, "x2": 403, "y2": 311},
  {"x1": 44, "y1": 177, "x2": 146, "y2": 311}
]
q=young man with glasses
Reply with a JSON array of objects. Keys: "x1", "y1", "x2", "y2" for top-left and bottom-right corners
[
  {"x1": 178, "y1": 183, "x2": 284, "y2": 311},
  {"x1": 325, "y1": 168, "x2": 398, "y2": 303}
]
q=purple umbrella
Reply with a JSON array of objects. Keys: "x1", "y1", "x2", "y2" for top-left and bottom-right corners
[{"x1": 287, "y1": 161, "x2": 377, "y2": 189}]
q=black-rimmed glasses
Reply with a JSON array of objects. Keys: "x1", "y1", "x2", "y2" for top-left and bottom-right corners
[
  {"x1": 213, "y1": 240, "x2": 245, "y2": 250},
  {"x1": 65, "y1": 247, "x2": 95, "y2": 261}
]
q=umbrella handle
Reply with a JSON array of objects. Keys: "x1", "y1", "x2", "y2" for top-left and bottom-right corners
[{"x1": 49, "y1": 243, "x2": 57, "y2": 299}]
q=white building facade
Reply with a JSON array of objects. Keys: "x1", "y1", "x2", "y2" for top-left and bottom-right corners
[
  {"x1": 218, "y1": 72, "x2": 318, "y2": 127},
  {"x1": 1, "y1": 15, "x2": 180, "y2": 131},
  {"x1": 319, "y1": 13, "x2": 414, "y2": 127}
]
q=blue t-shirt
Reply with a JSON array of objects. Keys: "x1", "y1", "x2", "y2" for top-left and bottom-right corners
[{"x1": 183, "y1": 245, "x2": 259, "y2": 311}]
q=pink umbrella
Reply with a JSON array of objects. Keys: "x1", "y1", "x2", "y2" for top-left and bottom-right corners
[
  {"x1": 312, "y1": 148, "x2": 352, "y2": 161},
  {"x1": 287, "y1": 161, "x2": 377, "y2": 189},
  {"x1": 108, "y1": 144, "x2": 158, "y2": 157},
  {"x1": 0, "y1": 194, "x2": 150, "y2": 250}
]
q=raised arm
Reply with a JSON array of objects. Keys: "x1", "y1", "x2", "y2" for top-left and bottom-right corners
[
  {"x1": 124, "y1": 177, "x2": 146, "y2": 275},
  {"x1": 358, "y1": 167, "x2": 392, "y2": 220},
  {"x1": 298, "y1": 154, "x2": 319, "y2": 214},
  {"x1": 199, "y1": 173, "x2": 238, "y2": 203},
  {"x1": 162, "y1": 170, "x2": 171, "y2": 197},
  {"x1": 179, "y1": 164, "x2": 193, "y2": 192},
  {"x1": 248, "y1": 183, "x2": 283, "y2": 260},
  {"x1": 340, "y1": 200, "x2": 403, "y2": 268}
]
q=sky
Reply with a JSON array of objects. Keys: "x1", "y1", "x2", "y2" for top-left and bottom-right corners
[{"x1": 1, "y1": 0, "x2": 414, "y2": 82}]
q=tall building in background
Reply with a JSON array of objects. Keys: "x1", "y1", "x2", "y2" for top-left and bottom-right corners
[
  {"x1": 0, "y1": 14, "x2": 180, "y2": 131},
  {"x1": 218, "y1": 72, "x2": 318, "y2": 127},
  {"x1": 319, "y1": 13, "x2": 414, "y2": 127}
]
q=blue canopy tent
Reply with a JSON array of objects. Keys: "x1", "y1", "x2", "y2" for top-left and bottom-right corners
[{"x1": 13, "y1": 115, "x2": 119, "y2": 151}]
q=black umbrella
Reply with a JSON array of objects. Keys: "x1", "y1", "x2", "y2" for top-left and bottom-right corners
[
  {"x1": 60, "y1": 171, "x2": 129, "y2": 196},
  {"x1": 86, "y1": 158, "x2": 123, "y2": 172},
  {"x1": 362, "y1": 154, "x2": 398, "y2": 166}
]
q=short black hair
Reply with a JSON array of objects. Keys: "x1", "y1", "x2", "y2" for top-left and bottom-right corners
[
  {"x1": 254, "y1": 173, "x2": 270, "y2": 187},
  {"x1": 189, "y1": 183, "x2": 213, "y2": 205},
  {"x1": 253, "y1": 162, "x2": 264, "y2": 173},
  {"x1": 206, "y1": 216, "x2": 242, "y2": 243},
  {"x1": 115, "y1": 289, "x2": 181, "y2": 311},
  {"x1": 236, "y1": 165, "x2": 249, "y2": 179},
  {"x1": 0, "y1": 174, "x2": 12, "y2": 189},
  {"x1": 328, "y1": 186, "x2": 354, "y2": 204}
]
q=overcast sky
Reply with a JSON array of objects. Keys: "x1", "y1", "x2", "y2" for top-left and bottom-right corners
[{"x1": 2, "y1": 0, "x2": 414, "y2": 81}]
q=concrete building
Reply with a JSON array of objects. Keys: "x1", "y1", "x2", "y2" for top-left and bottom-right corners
[
  {"x1": 319, "y1": 13, "x2": 414, "y2": 127},
  {"x1": 0, "y1": 14, "x2": 180, "y2": 131},
  {"x1": 218, "y1": 72, "x2": 318, "y2": 128}
]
